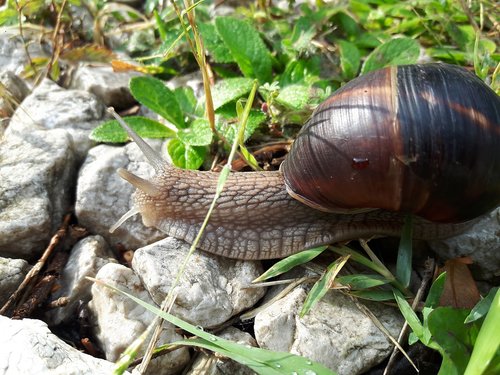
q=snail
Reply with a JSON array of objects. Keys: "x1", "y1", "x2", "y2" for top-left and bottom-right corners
[{"x1": 110, "y1": 63, "x2": 500, "y2": 260}]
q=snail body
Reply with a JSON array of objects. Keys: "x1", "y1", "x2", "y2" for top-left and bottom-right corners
[{"x1": 112, "y1": 63, "x2": 500, "y2": 260}]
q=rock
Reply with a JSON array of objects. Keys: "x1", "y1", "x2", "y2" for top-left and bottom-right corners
[
  {"x1": 132, "y1": 237, "x2": 266, "y2": 328},
  {"x1": 69, "y1": 64, "x2": 140, "y2": 109},
  {"x1": 0, "y1": 315, "x2": 128, "y2": 375},
  {"x1": 254, "y1": 285, "x2": 404, "y2": 375},
  {"x1": 0, "y1": 30, "x2": 47, "y2": 75},
  {"x1": 45, "y1": 235, "x2": 116, "y2": 326},
  {"x1": 0, "y1": 129, "x2": 75, "y2": 259},
  {"x1": 6, "y1": 78, "x2": 106, "y2": 161},
  {"x1": 185, "y1": 327, "x2": 257, "y2": 375},
  {"x1": 75, "y1": 141, "x2": 165, "y2": 250},
  {"x1": 0, "y1": 70, "x2": 30, "y2": 120},
  {"x1": 0, "y1": 257, "x2": 30, "y2": 306},
  {"x1": 429, "y1": 207, "x2": 500, "y2": 281},
  {"x1": 89, "y1": 263, "x2": 190, "y2": 374}
]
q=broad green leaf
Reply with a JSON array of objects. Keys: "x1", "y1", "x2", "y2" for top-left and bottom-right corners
[
  {"x1": 212, "y1": 77, "x2": 254, "y2": 110},
  {"x1": 275, "y1": 84, "x2": 311, "y2": 110},
  {"x1": 174, "y1": 86, "x2": 201, "y2": 116},
  {"x1": 361, "y1": 37, "x2": 420, "y2": 74},
  {"x1": 198, "y1": 22, "x2": 234, "y2": 64},
  {"x1": 428, "y1": 307, "x2": 481, "y2": 374},
  {"x1": 337, "y1": 274, "x2": 390, "y2": 289},
  {"x1": 301, "y1": 255, "x2": 349, "y2": 316},
  {"x1": 279, "y1": 57, "x2": 321, "y2": 86},
  {"x1": 90, "y1": 116, "x2": 175, "y2": 143},
  {"x1": 177, "y1": 119, "x2": 213, "y2": 146},
  {"x1": 254, "y1": 246, "x2": 328, "y2": 282},
  {"x1": 396, "y1": 215, "x2": 413, "y2": 288},
  {"x1": 425, "y1": 272, "x2": 446, "y2": 309},
  {"x1": 465, "y1": 287, "x2": 499, "y2": 323},
  {"x1": 215, "y1": 16, "x2": 273, "y2": 83},
  {"x1": 167, "y1": 138, "x2": 206, "y2": 170},
  {"x1": 130, "y1": 76, "x2": 186, "y2": 128},
  {"x1": 216, "y1": 107, "x2": 266, "y2": 144},
  {"x1": 465, "y1": 289, "x2": 500, "y2": 375},
  {"x1": 0, "y1": 8, "x2": 18, "y2": 26},
  {"x1": 338, "y1": 40, "x2": 361, "y2": 80}
]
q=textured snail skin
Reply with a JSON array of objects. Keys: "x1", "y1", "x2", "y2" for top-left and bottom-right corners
[{"x1": 113, "y1": 63, "x2": 499, "y2": 260}]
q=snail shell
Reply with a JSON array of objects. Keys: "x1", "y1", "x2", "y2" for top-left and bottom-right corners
[{"x1": 282, "y1": 64, "x2": 500, "y2": 222}]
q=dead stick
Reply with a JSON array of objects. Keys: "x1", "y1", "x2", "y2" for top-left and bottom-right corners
[{"x1": 0, "y1": 213, "x2": 71, "y2": 316}]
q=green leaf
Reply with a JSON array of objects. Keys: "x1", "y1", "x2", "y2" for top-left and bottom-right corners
[
  {"x1": 174, "y1": 86, "x2": 201, "y2": 116},
  {"x1": 465, "y1": 289, "x2": 500, "y2": 375},
  {"x1": 338, "y1": 40, "x2": 361, "y2": 80},
  {"x1": 279, "y1": 57, "x2": 321, "y2": 86},
  {"x1": 393, "y1": 289, "x2": 424, "y2": 340},
  {"x1": 300, "y1": 255, "x2": 349, "y2": 316},
  {"x1": 396, "y1": 215, "x2": 413, "y2": 288},
  {"x1": 177, "y1": 119, "x2": 213, "y2": 146},
  {"x1": 254, "y1": 246, "x2": 328, "y2": 282},
  {"x1": 337, "y1": 274, "x2": 390, "y2": 289},
  {"x1": 90, "y1": 116, "x2": 176, "y2": 143},
  {"x1": 275, "y1": 84, "x2": 311, "y2": 110},
  {"x1": 350, "y1": 289, "x2": 396, "y2": 301},
  {"x1": 215, "y1": 16, "x2": 273, "y2": 83},
  {"x1": 425, "y1": 272, "x2": 446, "y2": 309},
  {"x1": 167, "y1": 138, "x2": 206, "y2": 170},
  {"x1": 465, "y1": 287, "x2": 499, "y2": 324},
  {"x1": 212, "y1": 77, "x2": 255, "y2": 110},
  {"x1": 361, "y1": 37, "x2": 420, "y2": 74},
  {"x1": 101, "y1": 280, "x2": 336, "y2": 374},
  {"x1": 216, "y1": 107, "x2": 266, "y2": 144},
  {"x1": 428, "y1": 307, "x2": 481, "y2": 374},
  {"x1": 198, "y1": 22, "x2": 234, "y2": 64},
  {"x1": 129, "y1": 76, "x2": 186, "y2": 128}
]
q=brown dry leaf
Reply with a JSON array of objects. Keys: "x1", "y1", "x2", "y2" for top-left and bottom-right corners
[
  {"x1": 438, "y1": 257, "x2": 481, "y2": 309},
  {"x1": 111, "y1": 60, "x2": 164, "y2": 74}
]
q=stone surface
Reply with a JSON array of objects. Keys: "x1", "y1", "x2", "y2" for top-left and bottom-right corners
[
  {"x1": 0, "y1": 129, "x2": 75, "y2": 259},
  {"x1": 45, "y1": 235, "x2": 116, "y2": 326},
  {"x1": 0, "y1": 315, "x2": 127, "y2": 375},
  {"x1": 0, "y1": 70, "x2": 30, "y2": 120},
  {"x1": 0, "y1": 257, "x2": 30, "y2": 306},
  {"x1": 254, "y1": 285, "x2": 404, "y2": 375},
  {"x1": 186, "y1": 327, "x2": 258, "y2": 375},
  {"x1": 429, "y1": 207, "x2": 500, "y2": 281},
  {"x1": 69, "y1": 64, "x2": 140, "y2": 109},
  {"x1": 132, "y1": 237, "x2": 266, "y2": 328},
  {"x1": 89, "y1": 263, "x2": 190, "y2": 375},
  {"x1": 5, "y1": 78, "x2": 106, "y2": 160},
  {"x1": 75, "y1": 141, "x2": 165, "y2": 250},
  {"x1": 0, "y1": 30, "x2": 47, "y2": 75}
]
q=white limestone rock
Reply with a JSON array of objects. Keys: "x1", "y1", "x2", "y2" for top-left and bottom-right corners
[
  {"x1": 0, "y1": 315, "x2": 127, "y2": 375},
  {"x1": 45, "y1": 235, "x2": 116, "y2": 326},
  {"x1": 5, "y1": 78, "x2": 106, "y2": 160},
  {"x1": 89, "y1": 263, "x2": 190, "y2": 375},
  {"x1": 0, "y1": 257, "x2": 30, "y2": 306},
  {"x1": 75, "y1": 141, "x2": 165, "y2": 250},
  {"x1": 131, "y1": 237, "x2": 266, "y2": 328},
  {"x1": 0, "y1": 129, "x2": 75, "y2": 259},
  {"x1": 69, "y1": 64, "x2": 140, "y2": 109},
  {"x1": 254, "y1": 285, "x2": 404, "y2": 375}
]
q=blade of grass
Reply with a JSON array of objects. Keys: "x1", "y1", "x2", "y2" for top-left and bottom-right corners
[
  {"x1": 300, "y1": 255, "x2": 350, "y2": 316},
  {"x1": 89, "y1": 277, "x2": 336, "y2": 375},
  {"x1": 396, "y1": 214, "x2": 413, "y2": 288},
  {"x1": 253, "y1": 246, "x2": 328, "y2": 282}
]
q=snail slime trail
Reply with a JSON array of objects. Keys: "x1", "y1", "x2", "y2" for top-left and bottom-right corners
[{"x1": 111, "y1": 64, "x2": 500, "y2": 260}]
